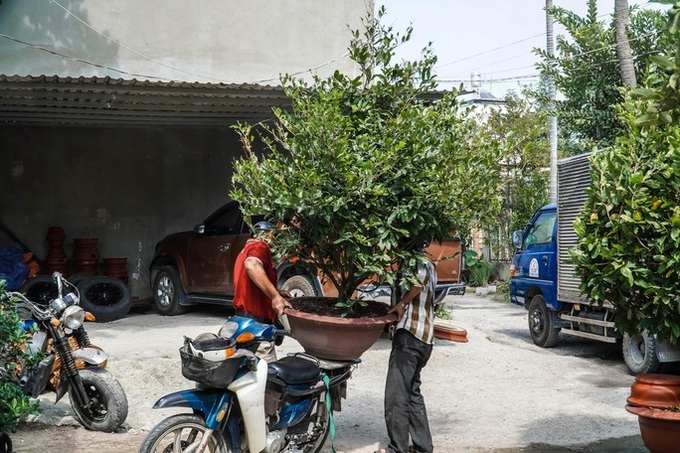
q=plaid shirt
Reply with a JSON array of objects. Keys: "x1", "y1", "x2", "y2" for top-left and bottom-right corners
[{"x1": 396, "y1": 261, "x2": 438, "y2": 345}]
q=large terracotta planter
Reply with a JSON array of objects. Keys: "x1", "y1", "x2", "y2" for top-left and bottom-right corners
[
  {"x1": 626, "y1": 405, "x2": 680, "y2": 453},
  {"x1": 627, "y1": 373, "x2": 680, "y2": 408},
  {"x1": 433, "y1": 321, "x2": 468, "y2": 343},
  {"x1": 284, "y1": 298, "x2": 396, "y2": 361},
  {"x1": 626, "y1": 373, "x2": 680, "y2": 453}
]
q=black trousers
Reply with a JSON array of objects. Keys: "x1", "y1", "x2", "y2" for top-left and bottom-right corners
[{"x1": 384, "y1": 329, "x2": 434, "y2": 453}]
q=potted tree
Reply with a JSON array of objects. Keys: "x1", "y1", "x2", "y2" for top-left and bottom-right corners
[
  {"x1": 0, "y1": 284, "x2": 41, "y2": 452},
  {"x1": 230, "y1": 8, "x2": 503, "y2": 360},
  {"x1": 572, "y1": 3, "x2": 680, "y2": 449}
]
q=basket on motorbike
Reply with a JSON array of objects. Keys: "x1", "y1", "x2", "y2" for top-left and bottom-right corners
[{"x1": 179, "y1": 335, "x2": 243, "y2": 388}]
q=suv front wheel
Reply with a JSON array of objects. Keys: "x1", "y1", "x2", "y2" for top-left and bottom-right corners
[{"x1": 153, "y1": 266, "x2": 187, "y2": 316}]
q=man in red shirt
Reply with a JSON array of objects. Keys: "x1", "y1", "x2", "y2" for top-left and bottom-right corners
[{"x1": 232, "y1": 221, "x2": 291, "y2": 360}]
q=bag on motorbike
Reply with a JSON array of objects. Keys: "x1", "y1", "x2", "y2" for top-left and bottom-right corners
[{"x1": 179, "y1": 335, "x2": 244, "y2": 388}]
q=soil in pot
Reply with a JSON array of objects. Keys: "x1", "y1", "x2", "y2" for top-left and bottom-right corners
[{"x1": 290, "y1": 297, "x2": 390, "y2": 318}]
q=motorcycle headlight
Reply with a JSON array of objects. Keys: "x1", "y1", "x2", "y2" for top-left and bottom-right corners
[
  {"x1": 218, "y1": 320, "x2": 239, "y2": 339},
  {"x1": 61, "y1": 305, "x2": 85, "y2": 330}
]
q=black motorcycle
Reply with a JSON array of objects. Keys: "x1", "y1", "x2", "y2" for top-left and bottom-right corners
[{"x1": 4, "y1": 272, "x2": 128, "y2": 432}]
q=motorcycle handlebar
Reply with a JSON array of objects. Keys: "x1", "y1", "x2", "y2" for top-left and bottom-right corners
[{"x1": 272, "y1": 328, "x2": 291, "y2": 337}]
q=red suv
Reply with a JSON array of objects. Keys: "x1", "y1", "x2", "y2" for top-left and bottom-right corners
[{"x1": 150, "y1": 202, "x2": 465, "y2": 315}]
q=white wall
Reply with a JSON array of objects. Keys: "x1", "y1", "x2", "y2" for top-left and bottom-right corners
[{"x1": 0, "y1": 0, "x2": 371, "y2": 83}]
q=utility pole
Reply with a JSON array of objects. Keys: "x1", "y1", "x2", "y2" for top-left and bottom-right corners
[{"x1": 546, "y1": 0, "x2": 558, "y2": 203}]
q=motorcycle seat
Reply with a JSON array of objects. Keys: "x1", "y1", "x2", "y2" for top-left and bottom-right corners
[{"x1": 268, "y1": 355, "x2": 320, "y2": 385}]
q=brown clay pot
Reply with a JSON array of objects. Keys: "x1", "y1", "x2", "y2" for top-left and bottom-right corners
[
  {"x1": 73, "y1": 237, "x2": 99, "y2": 261},
  {"x1": 103, "y1": 257, "x2": 128, "y2": 283},
  {"x1": 626, "y1": 405, "x2": 680, "y2": 453},
  {"x1": 284, "y1": 298, "x2": 396, "y2": 361},
  {"x1": 627, "y1": 374, "x2": 680, "y2": 409},
  {"x1": 433, "y1": 322, "x2": 468, "y2": 343}
]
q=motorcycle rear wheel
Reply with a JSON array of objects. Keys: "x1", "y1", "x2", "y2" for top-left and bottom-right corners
[
  {"x1": 300, "y1": 401, "x2": 331, "y2": 453},
  {"x1": 139, "y1": 414, "x2": 231, "y2": 453},
  {"x1": 69, "y1": 367, "x2": 128, "y2": 432}
]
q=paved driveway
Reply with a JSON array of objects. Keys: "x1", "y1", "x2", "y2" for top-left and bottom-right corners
[{"x1": 11, "y1": 291, "x2": 649, "y2": 452}]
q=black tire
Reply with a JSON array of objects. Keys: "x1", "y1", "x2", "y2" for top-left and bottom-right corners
[
  {"x1": 69, "y1": 367, "x2": 128, "y2": 432},
  {"x1": 152, "y1": 266, "x2": 187, "y2": 316},
  {"x1": 77, "y1": 276, "x2": 131, "y2": 322},
  {"x1": 67, "y1": 273, "x2": 89, "y2": 287},
  {"x1": 19, "y1": 275, "x2": 58, "y2": 306},
  {"x1": 528, "y1": 295, "x2": 560, "y2": 348},
  {"x1": 623, "y1": 331, "x2": 661, "y2": 375},
  {"x1": 0, "y1": 433, "x2": 11, "y2": 453},
  {"x1": 280, "y1": 275, "x2": 318, "y2": 298},
  {"x1": 139, "y1": 414, "x2": 231, "y2": 453}
]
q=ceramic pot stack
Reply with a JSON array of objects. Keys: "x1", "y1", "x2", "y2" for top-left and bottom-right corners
[
  {"x1": 44, "y1": 226, "x2": 69, "y2": 276},
  {"x1": 625, "y1": 373, "x2": 680, "y2": 453},
  {"x1": 103, "y1": 257, "x2": 128, "y2": 283},
  {"x1": 73, "y1": 237, "x2": 99, "y2": 275}
]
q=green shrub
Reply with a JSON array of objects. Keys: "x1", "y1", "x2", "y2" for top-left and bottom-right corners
[
  {"x1": 464, "y1": 251, "x2": 493, "y2": 287},
  {"x1": 0, "y1": 284, "x2": 40, "y2": 434},
  {"x1": 230, "y1": 8, "x2": 503, "y2": 314}
]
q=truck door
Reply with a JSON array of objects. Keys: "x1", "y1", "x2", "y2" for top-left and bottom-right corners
[{"x1": 514, "y1": 209, "x2": 557, "y2": 304}]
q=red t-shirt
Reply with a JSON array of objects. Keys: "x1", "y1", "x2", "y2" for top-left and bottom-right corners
[{"x1": 232, "y1": 238, "x2": 277, "y2": 322}]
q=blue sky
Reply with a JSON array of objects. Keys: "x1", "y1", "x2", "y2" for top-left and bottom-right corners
[{"x1": 377, "y1": 1, "x2": 667, "y2": 97}]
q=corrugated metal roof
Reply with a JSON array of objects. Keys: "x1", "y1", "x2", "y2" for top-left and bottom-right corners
[{"x1": 0, "y1": 75, "x2": 291, "y2": 127}]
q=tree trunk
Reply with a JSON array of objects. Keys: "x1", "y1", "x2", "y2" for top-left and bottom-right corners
[{"x1": 615, "y1": 0, "x2": 637, "y2": 87}]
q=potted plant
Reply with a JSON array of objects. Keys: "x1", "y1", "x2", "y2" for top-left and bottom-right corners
[
  {"x1": 571, "y1": 2, "x2": 680, "y2": 449},
  {"x1": 464, "y1": 251, "x2": 494, "y2": 294},
  {"x1": 230, "y1": 8, "x2": 503, "y2": 359},
  {"x1": 0, "y1": 283, "x2": 41, "y2": 452}
]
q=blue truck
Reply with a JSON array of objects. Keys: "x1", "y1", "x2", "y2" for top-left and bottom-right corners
[{"x1": 509, "y1": 153, "x2": 680, "y2": 375}]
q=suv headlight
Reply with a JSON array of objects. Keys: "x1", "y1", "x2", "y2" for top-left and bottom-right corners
[{"x1": 61, "y1": 305, "x2": 85, "y2": 330}]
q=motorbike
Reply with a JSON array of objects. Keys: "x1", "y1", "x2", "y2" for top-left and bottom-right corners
[
  {"x1": 3, "y1": 272, "x2": 128, "y2": 432},
  {"x1": 140, "y1": 315, "x2": 360, "y2": 453}
]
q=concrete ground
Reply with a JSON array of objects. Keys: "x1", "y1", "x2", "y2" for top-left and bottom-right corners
[{"x1": 10, "y1": 291, "x2": 651, "y2": 452}]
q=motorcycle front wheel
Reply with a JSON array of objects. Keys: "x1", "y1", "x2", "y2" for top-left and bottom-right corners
[
  {"x1": 69, "y1": 367, "x2": 129, "y2": 432},
  {"x1": 139, "y1": 414, "x2": 231, "y2": 453}
]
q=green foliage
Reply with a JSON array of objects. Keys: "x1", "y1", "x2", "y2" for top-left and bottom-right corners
[
  {"x1": 435, "y1": 303, "x2": 452, "y2": 320},
  {"x1": 464, "y1": 251, "x2": 494, "y2": 287},
  {"x1": 483, "y1": 88, "x2": 550, "y2": 259},
  {"x1": 0, "y1": 284, "x2": 40, "y2": 433},
  {"x1": 572, "y1": 93, "x2": 680, "y2": 342},
  {"x1": 230, "y1": 8, "x2": 504, "y2": 312},
  {"x1": 536, "y1": 0, "x2": 671, "y2": 156},
  {"x1": 632, "y1": 1, "x2": 680, "y2": 126}
]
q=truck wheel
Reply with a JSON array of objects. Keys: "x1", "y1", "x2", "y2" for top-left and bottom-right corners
[
  {"x1": 623, "y1": 331, "x2": 661, "y2": 375},
  {"x1": 153, "y1": 266, "x2": 187, "y2": 316},
  {"x1": 528, "y1": 295, "x2": 560, "y2": 348},
  {"x1": 280, "y1": 275, "x2": 318, "y2": 298}
]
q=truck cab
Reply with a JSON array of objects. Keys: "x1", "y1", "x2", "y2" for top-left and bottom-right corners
[{"x1": 509, "y1": 203, "x2": 557, "y2": 312}]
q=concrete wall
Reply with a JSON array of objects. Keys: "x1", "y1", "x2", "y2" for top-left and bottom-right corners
[
  {"x1": 0, "y1": 0, "x2": 373, "y2": 299},
  {"x1": 0, "y1": 0, "x2": 368, "y2": 83},
  {"x1": 0, "y1": 125, "x2": 244, "y2": 298}
]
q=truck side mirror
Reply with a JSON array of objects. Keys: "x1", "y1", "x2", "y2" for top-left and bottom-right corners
[{"x1": 512, "y1": 230, "x2": 523, "y2": 249}]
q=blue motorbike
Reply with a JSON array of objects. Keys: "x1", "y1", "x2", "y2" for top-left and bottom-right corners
[{"x1": 139, "y1": 316, "x2": 360, "y2": 453}]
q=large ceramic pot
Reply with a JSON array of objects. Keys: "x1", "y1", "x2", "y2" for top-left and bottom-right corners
[
  {"x1": 625, "y1": 405, "x2": 680, "y2": 453},
  {"x1": 626, "y1": 373, "x2": 680, "y2": 453},
  {"x1": 433, "y1": 321, "x2": 468, "y2": 343},
  {"x1": 284, "y1": 297, "x2": 396, "y2": 361}
]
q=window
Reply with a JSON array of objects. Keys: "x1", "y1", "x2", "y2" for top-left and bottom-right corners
[{"x1": 524, "y1": 211, "x2": 556, "y2": 248}]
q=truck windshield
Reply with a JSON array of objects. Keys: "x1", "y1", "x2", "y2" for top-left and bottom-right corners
[{"x1": 524, "y1": 211, "x2": 556, "y2": 248}]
